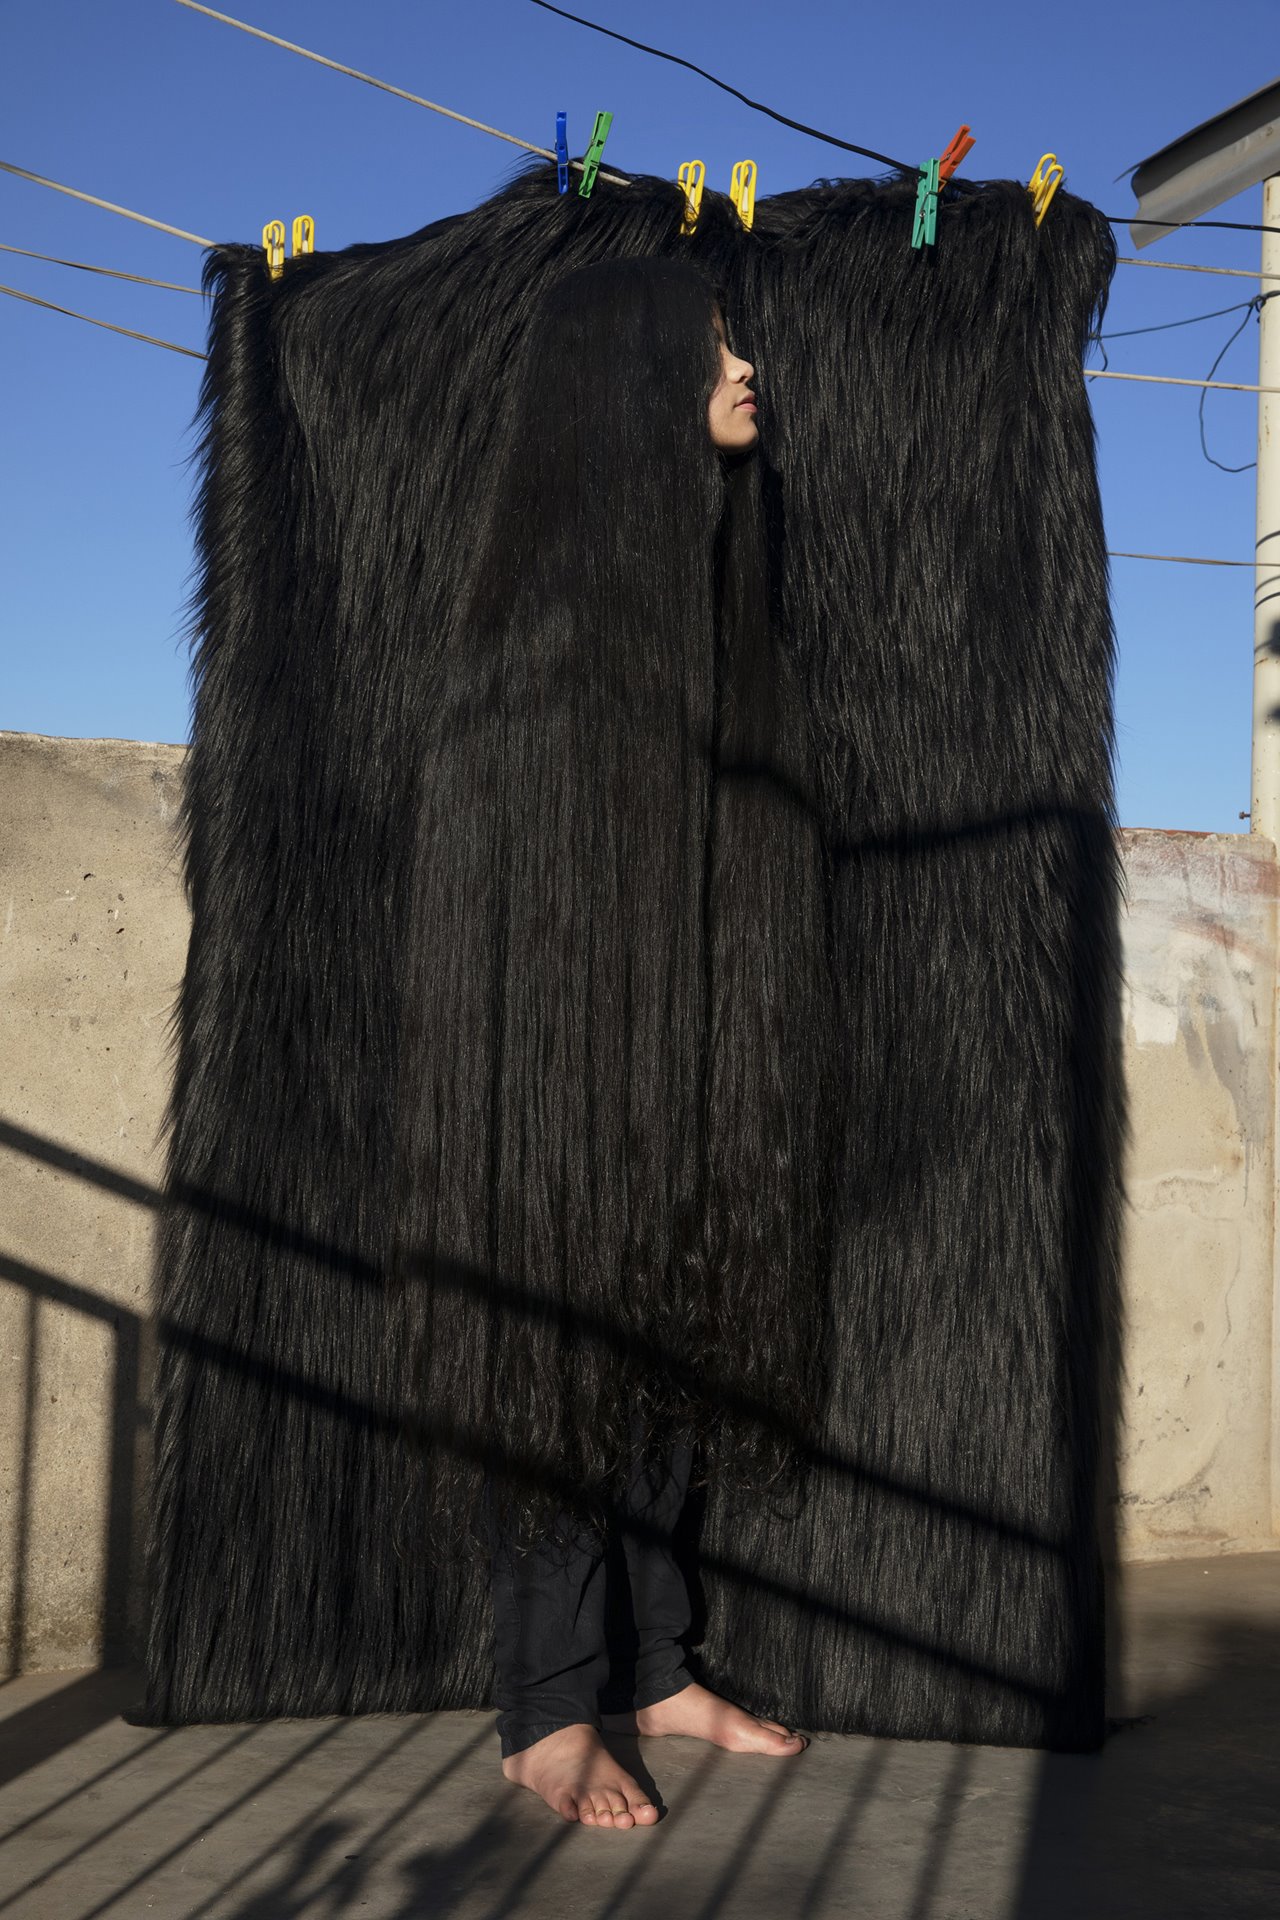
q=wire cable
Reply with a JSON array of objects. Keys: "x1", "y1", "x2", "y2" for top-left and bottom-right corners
[
  {"x1": 528, "y1": 2, "x2": 1280, "y2": 235},
  {"x1": 1117, "y1": 257, "x2": 1280, "y2": 284},
  {"x1": 0, "y1": 160, "x2": 213, "y2": 246},
  {"x1": 528, "y1": 0, "x2": 913, "y2": 172},
  {"x1": 1092, "y1": 290, "x2": 1280, "y2": 473},
  {"x1": 1108, "y1": 550, "x2": 1263, "y2": 568},
  {"x1": 1196, "y1": 294, "x2": 1275, "y2": 474},
  {"x1": 171, "y1": 1, "x2": 630, "y2": 185},
  {"x1": 1095, "y1": 298, "x2": 1263, "y2": 340},
  {"x1": 0, "y1": 282, "x2": 205, "y2": 357},
  {"x1": 1085, "y1": 369, "x2": 1280, "y2": 394},
  {"x1": 0, "y1": 240, "x2": 202, "y2": 292}
]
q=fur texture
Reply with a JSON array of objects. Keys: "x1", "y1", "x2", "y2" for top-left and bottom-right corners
[
  {"x1": 389, "y1": 254, "x2": 836, "y2": 1563},
  {"x1": 136, "y1": 160, "x2": 1125, "y2": 1752}
]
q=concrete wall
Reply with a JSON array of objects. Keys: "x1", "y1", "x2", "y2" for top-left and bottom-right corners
[
  {"x1": 2, "y1": 732, "x2": 187, "y2": 1674},
  {"x1": 1116, "y1": 827, "x2": 1278, "y2": 1559},
  {"x1": 2, "y1": 732, "x2": 1277, "y2": 1675}
]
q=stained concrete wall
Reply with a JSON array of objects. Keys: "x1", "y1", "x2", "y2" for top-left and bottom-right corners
[
  {"x1": 2, "y1": 732, "x2": 1277, "y2": 1674},
  {"x1": 2, "y1": 732, "x2": 187, "y2": 1674},
  {"x1": 1116, "y1": 827, "x2": 1278, "y2": 1559}
]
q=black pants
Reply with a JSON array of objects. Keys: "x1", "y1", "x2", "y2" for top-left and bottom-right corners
[{"x1": 487, "y1": 1432, "x2": 696, "y2": 1759}]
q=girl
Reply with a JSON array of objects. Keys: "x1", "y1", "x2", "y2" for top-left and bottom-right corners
[{"x1": 395, "y1": 254, "x2": 834, "y2": 1826}]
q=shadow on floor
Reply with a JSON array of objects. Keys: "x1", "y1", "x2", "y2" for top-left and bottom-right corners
[{"x1": 1, "y1": 1558, "x2": 1276, "y2": 1920}]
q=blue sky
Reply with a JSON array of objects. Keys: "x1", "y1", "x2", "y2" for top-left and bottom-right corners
[{"x1": 1, "y1": 0, "x2": 1274, "y2": 831}]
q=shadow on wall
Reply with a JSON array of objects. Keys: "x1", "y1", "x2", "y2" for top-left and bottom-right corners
[
  {"x1": 0, "y1": 1118, "x2": 149, "y2": 1688},
  {"x1": 1, "y1": 1121, "x2": 1277, "y2": 1915},
  {"x1": 3, "y1": 1098, "x2": 1120, "y2": 1736}
]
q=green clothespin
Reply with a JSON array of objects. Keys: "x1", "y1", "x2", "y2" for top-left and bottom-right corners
[
  {"x1": 912, "y1": 156, "x2": 940, "y2": 249},
  {"x1": 578, "y1": 110, "x2": 614, "y2": 198}
]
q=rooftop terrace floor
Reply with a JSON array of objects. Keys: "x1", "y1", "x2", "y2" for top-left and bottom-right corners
[{"x1": 1, "y1": 1551, "x2": 1276, "y2": 1919}]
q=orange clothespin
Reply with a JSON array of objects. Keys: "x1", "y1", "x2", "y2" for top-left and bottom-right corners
[
  {"x1": 937, "y1": 125, "x2": 975, "y2": 184},
  {"x1": 1028, "y1": 153, "x2": 1065, "y2": 227},
  {"x1": 262, "y1": 220, "x2": 285, "y2": 281}
]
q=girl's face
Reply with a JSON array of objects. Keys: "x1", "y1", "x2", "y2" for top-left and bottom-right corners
[{"x1": 707, "y1": 308, "x2": 758, "y2": 451}]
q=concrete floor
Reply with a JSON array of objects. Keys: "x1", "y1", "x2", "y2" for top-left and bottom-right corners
[{"x1": 0, "y1": 1552, "x2": 1276, "y2": 1920}]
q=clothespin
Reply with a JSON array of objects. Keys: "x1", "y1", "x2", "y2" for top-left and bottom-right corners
[
  {"x1": 937, "y1": 125, "x2": 975, "y2": 184},
  {"x1": 291, "y1": 215, "x2": 314, "y2": 257},
  {"x1": 1028, "y1": 153, "x2": 1064, "y2": 227},
  {"x1": 911, "y1": 157, "x2": 940, "y2": 249},
  {"x1": 262, "y1": 219, "x2": 285, "y2": 281},
  {"x1": 578, "y1": 110, "x2": 613, "y2": 198},
  {"x1": 678, "y1": 160, "x2": 706, "y2": 236},
  {"x1": 729, "y1": 159, "x2": 758, "y2": 231},
  {"x1": 555, "y1": 110, "x2": 569, "y2": 194}
]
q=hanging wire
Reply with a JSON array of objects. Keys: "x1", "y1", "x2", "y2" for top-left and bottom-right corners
[
  {"x1": 1117, "y1": 257, "x2": 1280, "y2": 284},
  {"x1": 0, "y1": 282, "x2": 204, "y2": 356},
  {"x1": 1195, "y1": 291, "x2": 1279, "y2": 473},
  {"x1": 528, "y1": 2, "x2": 1280, "y2": 235},
  {"x1": 1108, "y1": 552, "x2": 1260, "y2": 567},
  {"x1": 0, "y1": 160, "x2": 213, "y2": 246},
  {"x1": 527, "y1": 0, "x2": 913, "y2": 171},
  {"x1": 1084, "y1": 370, "x2": 1280, "y2": 394},
  {"x1": 0, "y1": 239, "x2": 202, "y2": 292},
  {"x1": 170, "y1": 1, "x2": 630, "y2": 185},
  {"x1": 1088, "y1": 290, "x2": 1280, "y2": 471},
  {"x1": 1095, "y1": 298, "x2": 1265, "y2": 340},
  {"x1": 2, "y1": 5, "x2": 1273, "y2": 555}
]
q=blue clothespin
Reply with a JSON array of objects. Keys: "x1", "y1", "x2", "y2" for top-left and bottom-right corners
[
  {"x1": 578, "y1": 110, "x2": 613, "y2": 199},
  {"x1": 555, "y1": 111, "x2": 569, "y2": 195},
  {"x1": 912, "y1": 156, "x2": 940, "y2": 249}
]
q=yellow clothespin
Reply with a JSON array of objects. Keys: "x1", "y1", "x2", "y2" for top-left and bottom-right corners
[
  {"x1": 1028, "y1": 154, "x2": 1064, "y2": 228},
  {"x1": 678, "y1": 159, "x2": 706, "y2": 236},
  {"x1": 291, "y1": 215, "x2": 315, "y2": 257},
  {"x1": 262, "y1": 219, "x2": 285, "y2": 281},
  {"x1": 729, "y1": 160, "x2": 757, "y2": 231}
]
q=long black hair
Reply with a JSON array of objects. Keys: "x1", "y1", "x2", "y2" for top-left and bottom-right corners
[{"x1": 392, "y1": 251, "x2": 836, "y2": 1554}]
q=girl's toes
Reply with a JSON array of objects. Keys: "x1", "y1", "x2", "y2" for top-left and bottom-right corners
[
  {"x1": 632, "y1": 1798, "x2": 660, "y2": 1824},
  {"x1": 558, "y1": 1795, "x2": 580, "y2": 1821},
  {"x1": 759, "y1": 1728, "x2": 802, "y2": 1758}
]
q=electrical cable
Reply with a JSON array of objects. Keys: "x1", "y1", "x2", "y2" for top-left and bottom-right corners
[
  {"x1": 527, "y1": 0, "x2": 913, "y2": 172},
  {"x1": 1089, "y1": 291, "x2": 1280, "y2": 472},
  {"x1": 527, "y1": 1, "x2": 1280, "y2": 236},
  {"x1": 1095, "y1": 298, "x2": 1265, "y2": 340},
  {"x1": 1196, "y1": 294, "x2": 1276, "y2": 474}
]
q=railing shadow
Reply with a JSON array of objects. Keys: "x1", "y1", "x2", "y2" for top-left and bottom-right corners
[
  {"x1": 4, "y1": 1600, "x2": 1275, "y2": 1920},
  {"x1": 0, "y1": 943, "x2": 1135, "y2": 1920}
]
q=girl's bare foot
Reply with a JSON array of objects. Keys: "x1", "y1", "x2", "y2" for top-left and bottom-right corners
[
  {"x1": 501, "y1": 1722, "x2": 661, "y2": 1827},
  {"x1": 600, "y1": 1680, "x2": 808, "y2": 1754}
]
